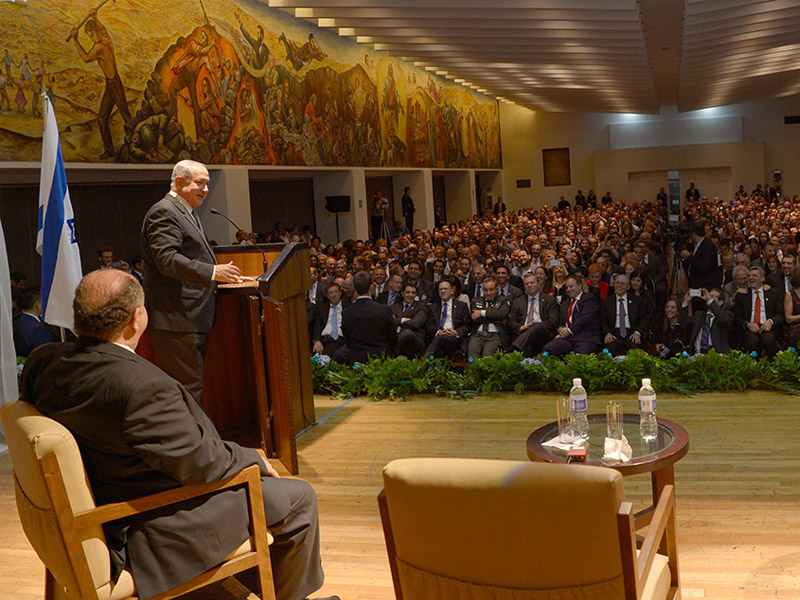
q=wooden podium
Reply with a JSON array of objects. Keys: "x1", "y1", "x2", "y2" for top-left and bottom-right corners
[{"x1": 138, "y1": 242, "x2": 313, "y2": 475}]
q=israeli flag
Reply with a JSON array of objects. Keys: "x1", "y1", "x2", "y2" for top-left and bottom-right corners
[{"x1": 36, "y1": 96, "x2": 82, "y2": 330}]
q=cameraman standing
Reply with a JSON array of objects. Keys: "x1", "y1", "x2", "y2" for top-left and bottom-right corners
[
  {"x1": 681, "y1": 221, "x2": 719, "y2": 310},
  {"x1": 371, "y1": 190, "x2": 389, "y2": 242}
]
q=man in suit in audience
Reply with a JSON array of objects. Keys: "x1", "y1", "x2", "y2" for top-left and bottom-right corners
[
  {"x1": 140, "y1": 160, "x2": 244, "y2": 403},
  {"x1": 767, "y1": 253, "x2": 797, "y2": 296},
  {"x1": 404, "y1": 260, "x2": 433, "y2": 302},
  {"x1": 390, "y1": 282, "x2": 428, "y2": 357},
  {"x1": 19, "y1": 269, "x2": 330, "y2": 600},
  {"x1": 494, "y1": 264, "x2": 522, "y2": 301},
  {"x1": 425, "y1": 277, "x2": 471, "y2": 358},
  {"x1": 465, "y1": 264, "x2": 487, "y2": 299},
  {"x1": 689, "y1": 288, "x2": 734, "y2": 354},
  {"x1": 467, "y1": 276, "x2": 510, "y2": 359},
  {"x1": 377, "y1": 273, "x2": 404, "y2": 306},
  {"x1": 601, "y1": 274, "x2": 645, "y2": 356},
  {"x1": 681, "y1": 221, "x2": 719, "y2": 310},
  {"x1": 636, "y1": 240, "x2": 667, "y2": 307},
  {"x1": 307, "y1": 266, "x2": 327, "y2": 307},
  {"x1": 370, "y1": 266, "x2": 388, "y2": 299},
  {"x1": 339, "y1": 271, "x2": 397, "y2": 365},
  {"x1": 542, "y1": 274, "x2": 602, "y2": 356},
  {"x1": 733, "y1": 266, "x2": 784, "y2": 358},
  {"x1": 311, "y1": 282, "x2": 346, "y2": 358},
  {"x1": 509, "y1": 273, "x2": 559, "y2": 357},
  {"x1": 12, "y1": 286, "x2": 59, "y2": 357}
]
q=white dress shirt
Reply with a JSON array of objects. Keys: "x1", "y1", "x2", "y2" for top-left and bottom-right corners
[{"x1": 321, "y1": 302, "x2": 343, "y2": 337}]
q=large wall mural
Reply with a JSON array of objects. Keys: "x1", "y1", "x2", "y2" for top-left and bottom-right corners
[{"x1": 0, "y1": 0, "x2": 501, "y2": 169}]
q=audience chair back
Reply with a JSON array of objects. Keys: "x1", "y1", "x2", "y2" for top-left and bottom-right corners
[
  {"x1": 379, "y1": 457, "x2": 679, "y2": 600},
  {"x1": 1, "y1": 400, "x2": 276, "y2": 600}
]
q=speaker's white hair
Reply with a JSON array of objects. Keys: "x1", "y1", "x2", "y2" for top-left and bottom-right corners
[{"x1": 170, "y1": 160, "x2": 204, "y2": 191}]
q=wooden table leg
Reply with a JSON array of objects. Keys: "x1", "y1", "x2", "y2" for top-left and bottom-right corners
[{"x1": 633, "y1": 465, "x2": 675, "y2": 533}]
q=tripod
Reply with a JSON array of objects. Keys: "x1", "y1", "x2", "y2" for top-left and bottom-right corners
[
  {"x1": 667, "y1": 244, "x2": 686, "y2": 303},
  {"x1": 380, "y1": 215, "x2": 391, "y2": 242}
]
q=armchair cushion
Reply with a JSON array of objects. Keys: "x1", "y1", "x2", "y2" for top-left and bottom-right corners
[
  {"x1": 383, "y1": 458, "x2": 627, "y2": 597},
  {"x1": 4, "y1": 400, "x2": 112, "y2": 595}
]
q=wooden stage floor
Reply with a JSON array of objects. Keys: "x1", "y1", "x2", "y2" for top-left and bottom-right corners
[{"x1": 2, "y1": 390, "x2": 800, "y2": 600}]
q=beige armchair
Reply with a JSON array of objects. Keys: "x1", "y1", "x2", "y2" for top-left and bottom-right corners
[
  {"x1": 379, "y1": 458, "x2": 680, "y2": 600},
  {"x1": 1, "y1": 400, "x2": 276, "y2": 600}
]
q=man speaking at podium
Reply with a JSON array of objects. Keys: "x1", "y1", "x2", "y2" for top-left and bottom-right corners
[{"x1": 141, "y1": 160, "x2": 244, "y2": 402}]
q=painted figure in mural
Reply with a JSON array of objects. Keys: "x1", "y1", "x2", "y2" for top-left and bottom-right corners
[
  {"x1": 168, "y1": 27, "x2": 217, "y2": 141},
  {"x1": 29, "y1": 69, "x2": 42, "y2": 118},
  {"x1": 383, "y1": 64, "x2": 404, "y2": 121},
  {"x1": 71, "y1": 10, "x2": 132, "y2": 159},
  {"x1": 0, "y1": 72, "x2": 10, "y2": 111},
  {"x1": 2, "y1": 49, "x2": 15, "y2": 80},
  {"x1": 14, "y1": 75, "x2": 27, "y2": 114},
  {"x1": 199, "y1": 77, "x2": 221, "y2": 138},
  {"x1": 19, "y1": 52, "x2": 32, "y2": 81},
  {"x1": 279, "y1": 32, "x2": 327, "y2": 71},
  {"x1": 235, "y1": 11, "x2": 270, "y2": 71}
]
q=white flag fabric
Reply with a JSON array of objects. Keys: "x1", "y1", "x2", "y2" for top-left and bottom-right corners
[
  {"x1": 0, "y1": 213, "x2": 18, "y2": 431},
  {"x1": 37, "y1": 96, "x2": 82, "y2": 329}
]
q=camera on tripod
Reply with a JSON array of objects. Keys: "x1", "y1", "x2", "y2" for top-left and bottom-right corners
[{"x1": 664, "y1": 223, "x2": 691, "y2": 253}]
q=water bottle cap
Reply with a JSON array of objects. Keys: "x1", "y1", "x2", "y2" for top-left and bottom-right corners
[
  {"x1": 642, "y1": 378, "x2": 651, "y2": 386},
  {"x1": 573, "y1": 378, "x2": 581, "y2": 386}
]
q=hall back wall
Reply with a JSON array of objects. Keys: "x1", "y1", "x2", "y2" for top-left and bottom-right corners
[{"x1": 0, "y1": 0, "x2": 500, "y2": 170}]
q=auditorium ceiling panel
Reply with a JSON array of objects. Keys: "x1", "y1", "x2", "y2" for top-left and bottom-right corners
[{"x1": 270, "y1": 0, "x2": 800, "y2": 114}]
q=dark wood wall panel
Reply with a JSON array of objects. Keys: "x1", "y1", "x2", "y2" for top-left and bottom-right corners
[
  {"x1": 249, "y1": 178, "x2": 315, "y2": 238},
  {"x1": 1, "y1": 181, "x2": 165, "y2": 284}
]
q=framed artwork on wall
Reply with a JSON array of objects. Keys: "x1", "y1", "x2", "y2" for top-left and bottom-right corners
[{"x1": 543, "y1": 148, "x2": 571, "y2": 187}]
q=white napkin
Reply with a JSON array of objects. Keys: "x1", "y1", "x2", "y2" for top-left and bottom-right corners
[
  {"x1": 603, "y1": 435, "x2": 632, "y2": 463},
  {"x1": 542, "y1": 434, "x2": 587, "y2": 452}
]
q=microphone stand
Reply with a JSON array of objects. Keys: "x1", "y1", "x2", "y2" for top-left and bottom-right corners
[{"x1": 208, "y1": 208, "x2": 268, "y2": 272}]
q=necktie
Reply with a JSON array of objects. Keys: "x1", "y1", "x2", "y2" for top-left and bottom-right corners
[
  {"x1": 191, "y1": 210, "x2": 205, "y2": 237},
  {"x1": 618, "y1": 297, "x2": 627, "y2": 338},
  {"x1": 476, "y1": 284, "x2": 482, "y2": 297},
  {"x1": 499, "y1": 288, "x2": 505, "y2": 297},
  {"x1": 700, "y1": 312, "x2": 712, "y2": 349},
  {"x1": 330, "y1": 305, "x2": 339, "y2": 340},
  {"x1": 403, "y1": 303, "x2": 411, "y2": 317},
  {"x1": 753, "y1": 290, "x2": 762, "y2": 326},
  {"x1": 439, "y1": 302, "x2": 448, "y2": 329},
  {"x1": 566, "y1": 299, "x2": 576, "y2": 326},
  {"x1": 389, "y1": 291, "x2": 398, "y2": 305},
  {"x1": 526, "y1": 297, "x2": 536, "y2": 326}
]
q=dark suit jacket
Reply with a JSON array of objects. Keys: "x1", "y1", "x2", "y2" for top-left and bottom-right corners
[
  {"x1": 689, "y1": 301, "x2": 734, "y2": 353},
  {"x1": 641, "y1": 254, "x2": 668, "y2": 287},
  {"x1": 767, "y1": 272, "x2": 790, "y2": 297},
  {"x1": 13, "y1": 313, "x2": 59, "y2": 357},
  {"x1": 733, "y1": 286, "x2": 784, "y2": 332},
  {"x1": 20, "y1": 339, "x2": 269, "y2": 599},
  {"x1": 601, "y1": 294, "x2": 645, "y2": 338},
  {"x1": 426, "y1": 299, "x2": 471, "y2": 340},
  {"x1": 509, "y1": 294, "x2": 560, "y2": 335},
  {"x1": 683, "y1": 237, "x2": 719, "y2": 291},
  {"x1": 390, "y1": 301, "x2": 427, "y2": 346},
  {"x1": 468, "y1": 296, "x2": 511, "y2": 341},
  {"x1": 559, "y1": 292, "x2": 601, "y2": 342},
  {"x1": 141, "y1": 193, "x2": 217, "y2": 332},
  {"x1": 341, "y1": 297, "x2": 397, "y2": 363},
  {"x1": 377, "y1": 288, "x2": 403, "y2": 306},
  {"x1": 497, "y1": 283, "x2": 522, "y2": 302}
]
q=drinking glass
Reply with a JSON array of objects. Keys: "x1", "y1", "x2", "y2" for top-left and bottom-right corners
[
  {"x1": 556, "y1": 396, "x2": 572, "y2": 443},
  {"x1": 606, "y1": 401, "x2": 623, "y2": 440}
]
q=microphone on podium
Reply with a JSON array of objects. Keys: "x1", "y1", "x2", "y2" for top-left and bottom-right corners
[{"x1": 208, "y1": 208, "x2": 268, "y2": 273}]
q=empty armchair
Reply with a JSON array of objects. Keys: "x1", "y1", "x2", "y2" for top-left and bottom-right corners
[{"x1": 379, "y1": 457, "x2": 679, "y2": 600}]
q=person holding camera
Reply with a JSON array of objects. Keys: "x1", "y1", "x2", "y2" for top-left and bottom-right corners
[
  {"x1": 688, "y1": 288, "x2": 734, "y2": 354},
  {"x1": 681, "y1": 221, "x2": 719, "y2": 310}
]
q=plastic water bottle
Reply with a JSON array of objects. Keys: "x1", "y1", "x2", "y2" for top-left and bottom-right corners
[
  {"x1": 639, "y1": 378, "x2": 658, "y2": 441},
  {"x1": 569, "y1": 378, "x2": 589, "y2": 441}
]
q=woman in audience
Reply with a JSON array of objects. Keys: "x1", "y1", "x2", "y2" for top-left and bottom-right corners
[
  {"x1": 550, "y1": 260, "x2": 568, "y2": 304},
  {"x1": 535, "y1": 265, "x2": 553, "y2": 296},
  {"x1": 784, "y1": 268, "x2": 800, "y2": 349},
  {"x1": 654, "y1": 299, "x2": 690, "y2": 358},
  {"x1": 764, "y1": 254, "x2": 780, "y2": 278}
]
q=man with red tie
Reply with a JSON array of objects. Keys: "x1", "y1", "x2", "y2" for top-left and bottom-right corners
[
  {"x1": 542, "y1": 274, "x2": 601, "y2": 356},
  {"x1": 733, "y1": 266, "x2": 783, "y2": 358}
]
